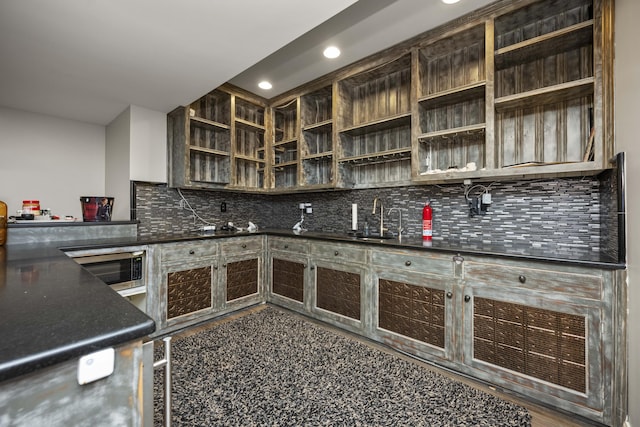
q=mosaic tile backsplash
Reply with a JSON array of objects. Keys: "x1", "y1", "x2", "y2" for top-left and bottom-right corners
[{"x1": 135, "y1": 175, "x2": 613, "y2": 255}]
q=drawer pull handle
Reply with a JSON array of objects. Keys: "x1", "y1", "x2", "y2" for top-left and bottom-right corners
[
  {"x1": 405, "y1": 260, "x2": 412, "y2": 266},
  {"x1": 242, "y1": 244, "x2": 247, "y2": 248},
  {"x1": 446, "y1": 291, "x2": 453, "y2": 299},
  {"x1": 518, "y1": 275, "x2": 526, "y2": 283},
  {"x1": 464, "y1": 295, "x2": 471, "y2": 303},
  {"x1": 334, "y1": 251, "x2": 339, "y2": 256},
  {"x1": 189, "y1": 250, "x2": 195, "y2": 255}
]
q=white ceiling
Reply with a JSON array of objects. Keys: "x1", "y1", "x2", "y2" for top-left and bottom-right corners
[{"x1": 0, "y1": 0, "x2": 495, "y2": 126}]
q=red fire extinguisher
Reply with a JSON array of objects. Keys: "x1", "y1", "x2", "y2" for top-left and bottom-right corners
[{"x1": 422, "y1": 201, "x2": 432, "y2": 241}]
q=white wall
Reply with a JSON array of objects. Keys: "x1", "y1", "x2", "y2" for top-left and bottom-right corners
[
  {"x1": 129, "y1": 105, "x2": 167, "y2": 183},
  {"x1": 0, "y1": 107, "x2": 105, "y2": 219},
  {"x1": 614, "y1": 0, "x2": 639, "y2": 425},
  {"x1": 105, "y1": 105, "x2": 167, "y2": 220},
  {"x1": 105, "y1": 107, "x2": 132, "y2": 221}
]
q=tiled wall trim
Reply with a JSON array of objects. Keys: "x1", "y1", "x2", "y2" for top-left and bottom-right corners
[{"x1": 135, "y1": 176, "x2": 607, "y2": 253}]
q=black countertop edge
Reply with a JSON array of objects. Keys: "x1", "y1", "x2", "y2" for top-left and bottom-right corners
[
  {"x1": 0, "y1": 240, "x2": 156, "y2": 384},
  {"x1": 8, "y1": 220, "x2": 139, "y2": 228},
  {"x1": 55, "y1": 229, "x2": 624, "y2": 270},
  {"x1": 0, "y1": 320, "x2": 155, "y2": 383}
]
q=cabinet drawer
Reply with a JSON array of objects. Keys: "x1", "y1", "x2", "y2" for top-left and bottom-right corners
[
  {"x1": 160, "y1": 241, "x2": 217, "y2": 262},
  {"x1": 464, "y1": 262, "x2": 602, "y2": 299},
  {"x1": 372, "y1": 249, "x2": 456, "y2": 277},
  {"x1": 219, "y1": 236, "x2": 263, "y2": 254},
  {"x1": 310, "y1": 242, "x2": 367, "y2": 264},
  {"x1": 268, "y1": 237, "x2": 309, "y2": 254}
]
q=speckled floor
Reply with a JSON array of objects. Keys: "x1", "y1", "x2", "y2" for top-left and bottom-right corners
[{"x1": 155, "y1": 307, "x2": 531, "y2": 426}]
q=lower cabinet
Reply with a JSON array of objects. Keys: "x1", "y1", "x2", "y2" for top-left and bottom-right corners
[
  {"x1": 149, "y1": 240, "x2": 219, "y2": 333},
  {"x1": 308, "y1": 241, "x2": 369, "y2": 334},
  {"x1": 144, "y1": 235, "x2": 624, "y2": 426},
  {"x1": 461, "y1": 255, "x2": 624, "y2": 426},
  {"x1": 267, "y1": 237, "x2": 311, "y2": 313},
  {"x1": 219, "y1": 236, "x2": 265, "y2": 311},
  {"x1": 370, "y1": 247, "x2": 460, "y2": 365}
]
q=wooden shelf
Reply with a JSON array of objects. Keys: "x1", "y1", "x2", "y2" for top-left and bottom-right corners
[
  {"x1": 418, "y1": 123, "x2": 486, "y2": 142},
  {"x1": 190, "y1": 116, "x2": 230, "y2": 131},
  {"x1": 189, "y1": 146, "x2": 230, "y2": 157},
  {"x1": 273, "y1": 160, "x2": 298, "y2": 168},
  {"x1": 340, "y1": 113, "x2": 411, "y2": 136},
  {"x1": 235, "y1": 118, "x2": 265, "y2": 131},
  {"x1": 339, "y1": 147, "x2": 411, "y2": 164},
  {"x1": 495, "y1": 20, "x2": 594, "y2": 70},
  {"x1": 274, "y1": 137, "x2": 297, "y2": 147},
  {"x1": 234, "y1": 154, "x2": 265, "y2": 163},
  {"x1": 302, "y1": 119, "x2": 332, "y2": 132},
  {"x1": 495, "y1": 77, "x2": 594, "y2": 112},
  {"x1": 302, "y1": 151, "x2": 333, "y2": 161},
  {"x1": 419, "y1": 81, "x2": 486, "y2": 108}
]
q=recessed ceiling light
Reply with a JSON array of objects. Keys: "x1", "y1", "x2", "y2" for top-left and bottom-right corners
[
  {"x1": 258, "y1": 81, "x2": 272, "y2": 90},
  {"x1": 442, "y1": 0, "x2": 460, "y2": 4},
  {"x1": 323, "y1": 46, "x2": 341, "y2": 59}
]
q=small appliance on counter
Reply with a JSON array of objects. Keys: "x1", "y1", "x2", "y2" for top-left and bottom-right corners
[{"x1": 80, "y1": 197, "x2": 114, "y2": 222}]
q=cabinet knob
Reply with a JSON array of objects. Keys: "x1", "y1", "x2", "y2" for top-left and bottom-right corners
[
  {"x1": 464, "y1": 295, "x2": 471, "y2": 303},
  {"x1": 334, "y1": 251, "x2": 339, "y2": 256},
  {"x1": 405, "y1": 260, "x2": 412, "y2": 266},
  {"x1": 446, "y1": 291, "x2": 453, "y2": 299},
  {"x1": 214, "y1": 265, "x2": 218, "y2": 270},
  {"x1": 223, "y1": 263, "x2": 227, "y2": 268},
  {"x1": 518, "y1": 275, "x2": 526, "y2": 283},
  {"x1": 310, "y1": 266, "x2": 315, "y2": 270},
  {"x1": 284, "y1": 245, "x2": 289, "y2": 249},
  {"x1": 242, "y1": 244, "x2": 247, "y2": 248},
  {"x1": 189, "y1": 250, "x2": 195, "y2": 255}
]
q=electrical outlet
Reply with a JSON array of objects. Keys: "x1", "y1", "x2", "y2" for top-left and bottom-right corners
[{"x1": 221, "y1": 202, "x2": 227, "y2": 212}]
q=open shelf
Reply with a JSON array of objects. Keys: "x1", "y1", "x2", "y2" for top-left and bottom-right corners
[
  {"x1": 190, "y1": 116, "x2": 231, "y2": 131},
  {"x1": 495, "y1": 77, "x2": 594, "y2": 111},
  {"x1": 303, "y1": 119, "x2": 332, "y2": 133},
  {"x1": 273, "y1": 160, "x2": 297, "y2": 168},
  {"x1": 419, "y1": 82, "x2": 486, "y2": 109},
  {"x1": 189, "y1": 146, "x2": 231, "y2": 157},
  {"x1": 418, "y1": 123, "x2": 486, "y2": 142},
  {"x1": 339, "y1": 147, "x2": 411, "y2": 165},
  {"x1": 495, "y1": 20, "x2": 594, "y2": 70},
  {"x1": 234, "y1": 153, "x2": 265, "y2": 163},
  {"x1": 301, "y1": 85, "x2": 332, "y2": 127},
  {"x1": 235, "y1": 118, "x2": 266, "y2": 131},
  {"x1": 274, "y1": 137, "x2": 298, "y2": 148},
  {"x1": 339, "y1": 113, "x2": 411, "y2": 136},
  {"x1": 302, "y1": 151, "x2": 333, "y2": 161}
]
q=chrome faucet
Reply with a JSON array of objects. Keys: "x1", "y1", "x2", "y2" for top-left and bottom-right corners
[
  {"x1": 387, "y1": 207, "x2": 404, "y2": 240},
  {"x1": 372, "y1": 197, "x2": 386, "y2": 237}
]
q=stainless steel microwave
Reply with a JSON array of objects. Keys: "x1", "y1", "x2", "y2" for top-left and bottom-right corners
[{"x1": 71, "y1": 250, "x2": 145, "y2": 294}]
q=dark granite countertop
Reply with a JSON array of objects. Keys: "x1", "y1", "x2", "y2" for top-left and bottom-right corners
[
  {"x1": 0, "y1": 227, "x2": 623, "y2": 383},
  {"x1": 0, "y1": 241, "x2": 155, "y2": 383},
  {"x1": 60, "y1": 228, "x2": 622, "y2": 269}
]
